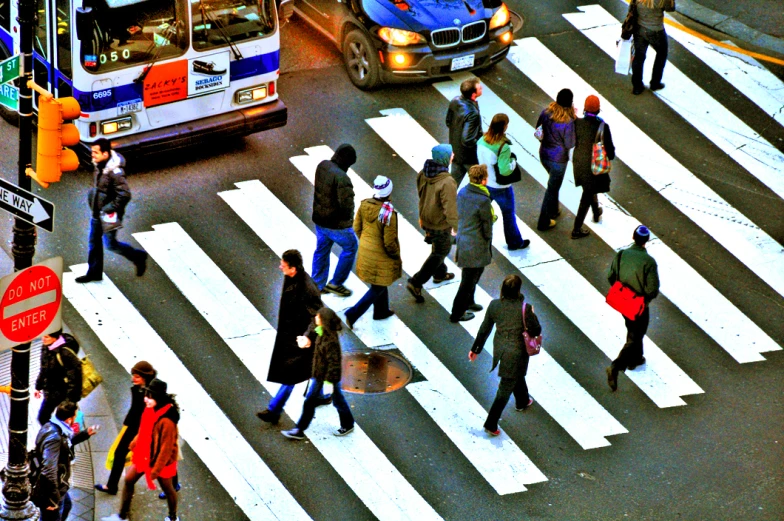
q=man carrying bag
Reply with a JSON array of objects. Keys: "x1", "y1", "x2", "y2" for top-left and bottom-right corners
[{"x1": 605, "y1": 225, "x2": 659, "y2": 391}]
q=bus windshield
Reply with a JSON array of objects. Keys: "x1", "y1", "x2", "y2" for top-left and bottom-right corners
[
  {"x1": 80, "y1": 0, "x2": 189, "y2": 73},
  {"x1": 191, "y1": 0, "x2": 276, "y2": 52}
]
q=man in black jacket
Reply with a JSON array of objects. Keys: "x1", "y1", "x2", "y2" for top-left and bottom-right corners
[
  {"x1": 445, "y1": 77, "x2": 483, "y2": 185},
  {"x1": 34, "y1": 330, "x2": 82, "y2": 424},
  {"x1": 76, "y1": 138, "x2": 147, "y2": 283},
  {"x1": 34, "y1": 401, "x2": 97, "y2": 520},
  {"x1": 311, "y1": 144, "x2": 358, "y2": 297}
]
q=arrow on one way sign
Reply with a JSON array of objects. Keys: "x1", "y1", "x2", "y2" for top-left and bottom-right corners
[{"x1": 0, "y1": 178, "x2": 55, "y2": 232}]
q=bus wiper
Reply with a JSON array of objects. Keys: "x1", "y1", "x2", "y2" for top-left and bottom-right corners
[
  {"x1": 199, "y1": 0, "x2": 243, "y2": 60},
  {"x1": 134, "y1": 20, "x2": 181, "y2": 83}
]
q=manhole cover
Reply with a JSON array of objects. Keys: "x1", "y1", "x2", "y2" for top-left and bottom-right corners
[{"x1": 342, "y1": 351, "x2": 412, "y2": 394}]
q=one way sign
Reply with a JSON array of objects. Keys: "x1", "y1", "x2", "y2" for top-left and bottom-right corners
[{"x1": 0, "y1": 178, "x2": 55, "y2": 232}]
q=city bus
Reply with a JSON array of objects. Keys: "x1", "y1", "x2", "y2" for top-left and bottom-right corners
[{"x1": 0, "y1": 0, "x2": 288, "y2": 155}]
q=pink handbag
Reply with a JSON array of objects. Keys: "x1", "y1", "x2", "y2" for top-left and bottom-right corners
[{"x1": 522, "y1": 303, "x2": 541, "y2": 356}]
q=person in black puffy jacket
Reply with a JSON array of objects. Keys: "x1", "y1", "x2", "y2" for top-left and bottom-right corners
[
  {"x1": 35, "y1": 330, "x2": 82, "y2": 424},
  {"x1": 446, "y1": 77, "x2": 483, "y2": 185}
]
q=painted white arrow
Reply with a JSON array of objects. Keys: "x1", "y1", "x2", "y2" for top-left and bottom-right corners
[{"x1": 30, "y1": 198, "x2": 50, "y2": 223}]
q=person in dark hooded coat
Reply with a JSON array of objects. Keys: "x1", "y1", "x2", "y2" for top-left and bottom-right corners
[
  {"x1": 311, "y1": 144, "x2": 358, "y2": 297},
  {"x1": 34, "y1": 330, "x2": 83, "y2": 425},
  {"x1": 257, "y1": 250, "x2": 327, "y2": 425}
]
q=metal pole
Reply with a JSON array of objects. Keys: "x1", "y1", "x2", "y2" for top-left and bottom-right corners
[{"x1": 0, "y1": 0, "x2": 40, "y2": 514}]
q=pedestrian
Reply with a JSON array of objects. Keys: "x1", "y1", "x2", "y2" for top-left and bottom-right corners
[
  {"x1": 102, "y1": 379, "x2": 181, "y2": 521},
  {"x1": 95, "y1": 361, "x2": 157, "y2": 496},
  {"x1": 33, "y1": 401, "x2": 98, "y2": 521},
  {"x1": 476, "y1": 113, "x2": 530, "y2": 251},
  {"x1": 34, "y1": 330, "x2": 82, "y2": 425},
  {"x1": 469, "y1": 275, "x2": 536, "y2": 435},
  {"x1": 312, "y1": 144, "x2": 358, "y2": 297},
  {"x1": 406, "y1": 144, "x2": 458, "y2": 304},
  {"x1": 606, "y1": 225, "x2": 660, "y2": 391},
  {"x1": 535, "y1": 89, "x2": 576, "y2": 231},
  {"x1": 75, "y1": 138, "x2": 147, "y2": 283},
  {"x1": 258, "y1": 249, "x2": 329, "y2": 424},
  {"x1": 282, "y1": 307, "x2": 355, "y2": 440},
  {"x1": 450, "y1": 165, "x2": 494, "y2": 323},
  {"x1": 630, "y1": 0, "x2": 675, "y2": 95},
  {"x1": 570, "y1": 95, "x2": 615, "y2": 239},
  {"x1": 344, "y1": 176, "x2": 401, "y2": 328},
  {"x1": 445, "y1": 77, "x2": 483, "y2": 185}
]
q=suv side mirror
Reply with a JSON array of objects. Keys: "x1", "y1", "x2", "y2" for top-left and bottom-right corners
[
  {"x1": 278, "y1": 0, "x2": 294, "y2": 25},
  {"x1": 75, "y1": 7, "x2": 94, "y2": 41}
]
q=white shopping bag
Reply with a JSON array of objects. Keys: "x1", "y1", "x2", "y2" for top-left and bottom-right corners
[{"x1": 615, "y1": 38, "x2": 633, "y2": 75}]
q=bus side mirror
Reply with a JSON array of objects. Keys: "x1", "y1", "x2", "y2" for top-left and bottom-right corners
[
  {"x1": 278, "y1": 0, "x2": 294, "y2": 25},
  {"x1": 75, "y1": 7, "x2": 94, "y2": 41}
]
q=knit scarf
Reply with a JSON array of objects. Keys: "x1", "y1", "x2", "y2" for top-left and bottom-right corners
[
  {"x1": 423, "y1": 159, "x2": 448, "y2": 178},
  {"x1": 470, "y1": 183, "x2": 497, "y2": 222},
  {"x1": 378, "y1": 201, "x2": 395, "y2": 226},
  {"x1": 135, "y1": 404, "x2": 172, "y2": 489},
  {"x1": 48, "y1": 336, "x2": 66, "y2": 351},
  {"x1": 315, "y1": 325, "x2": 324, "y2": 336}
]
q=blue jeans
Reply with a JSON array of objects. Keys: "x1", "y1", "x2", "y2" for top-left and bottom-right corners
[
  {"x1": 632, "y1": 27, "x2": 668, "y2": 89},
  {"x1": 312, "y1": 225, "x2": 358, "y2": 289},
  {"x1": 85, "y1": 217, "x2": 145, "y2": 279},
  {"x1": 537, "y1": 159, "x2": 567, "y2": 230},
  {"x1": 487, "y1": 186, "x2": 524, "y2": 248},
  {"x1": 269, "y1": 383, "x2": 328, "y2": 416},
  {"x1": 297, "y1": 379, "x2": 354, "y2": 431},
  {"x1": 345, "y1": 285, "x2": 390, "y2": 324}
]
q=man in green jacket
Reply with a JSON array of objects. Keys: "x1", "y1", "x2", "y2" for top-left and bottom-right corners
[{"x1": 606, "y1": 225, "x2": 660, "y2": 391}]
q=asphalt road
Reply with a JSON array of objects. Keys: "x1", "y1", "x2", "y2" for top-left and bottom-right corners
[{"x1": 0, "y1": 1, "x2": 783, "y2": 519}]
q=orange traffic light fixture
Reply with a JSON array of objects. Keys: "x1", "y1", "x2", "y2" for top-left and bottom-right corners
[{"x1": 26, "y1": 81, "x2": 81, "y2": 188}]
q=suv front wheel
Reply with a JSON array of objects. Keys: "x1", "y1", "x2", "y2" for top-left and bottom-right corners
[{"x1": 343, "y1": 29, "x2": 380, "y2": 90}]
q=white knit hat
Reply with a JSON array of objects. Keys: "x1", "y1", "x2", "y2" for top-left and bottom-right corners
[{"x1": 373, "y1": 175, "x2": 393, "y2": 198}]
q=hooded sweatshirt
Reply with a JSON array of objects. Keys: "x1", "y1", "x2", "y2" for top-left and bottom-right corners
[
  {"x1": 417, "y1": 159, "x2": 458, "y2": 231},
  {"x1": 312, "y1": 145, "x2": 357, "y2": 229}
]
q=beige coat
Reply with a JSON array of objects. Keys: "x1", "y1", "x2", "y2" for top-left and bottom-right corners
[{"x1": 354, "y1": 198, "x2": 402, "y2": 287}]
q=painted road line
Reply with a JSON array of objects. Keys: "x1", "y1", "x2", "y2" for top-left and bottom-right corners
[
  {"x1": 134, "y1": 222, "x2": 442, "y2": 521},
  {"x1": 295, "y1": 144, "x2": 626, "y2": 449},
  {"x1": 62, "y1": 266, "x2": 312, "y2": 521},
  {"x1": 508, "y1": 37, "x2": 784, "y2": 302},
  {"x1": 564, "y1": 5, "x2": 784, "y2": 201},
  {"x1": 372, "y1": 105, "x2": 703, "y2": 408},
  {"x1": 220, "y1": 181, "x2": 547, "y2": 494}
]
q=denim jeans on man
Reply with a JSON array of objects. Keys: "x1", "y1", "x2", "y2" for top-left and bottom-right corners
[
  {"x1": 486, "y1": 186, "x2": 524, "y2": 248},
  {"x1": 268, "y1": 383, "x2": 328, "y2": 418},
  {"x1": 296, "y1": 379, "x2": 353, "y2": 431},
  {"x1": 410, "y1": 229, "x2": 452, "y2": 287},
  {"x1": 632, "y1": 27, "x2": 668, "y2": 89},
  {"x1": 85, "y1": 217, "x2": 145, "y2": 279},
  {"x1": 345, "y1": 285, "x2": 390, "y2": 324},
  {"x1": 537, "y1": 159, "x2": 568, "y2": 230},
  {"x1": 312, "y1": 225, "x2": 358, "y2": 290}
]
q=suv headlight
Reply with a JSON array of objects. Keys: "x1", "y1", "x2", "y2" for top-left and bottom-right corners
[
  {"x1": 378, "y1": 27, "x2": 425, "y2": 46},
  {"x1": 489, "y1": 3, "x2": 510, "y2": 30}
]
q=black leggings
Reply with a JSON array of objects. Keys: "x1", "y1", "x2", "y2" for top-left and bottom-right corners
[{"x1": 119, "y1": 464, "x2": 177, "y2": 520}]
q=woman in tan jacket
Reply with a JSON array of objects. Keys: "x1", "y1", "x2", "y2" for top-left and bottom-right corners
[{"x1": 344, "y1": 175, "x2": 402, "y2": 329}]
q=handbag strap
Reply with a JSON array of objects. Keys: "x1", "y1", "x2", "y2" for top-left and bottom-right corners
[
  {"x1": 594, "y1": 121, "x2": 605, "y2": 145},
  {"x1": 521, "y1": 302, "x2": 528, "y2": 332}
]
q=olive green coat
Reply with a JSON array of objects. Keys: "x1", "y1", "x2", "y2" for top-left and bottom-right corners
[{"x1": 354, "y1": 198, "x2": 402, "y2": 287}]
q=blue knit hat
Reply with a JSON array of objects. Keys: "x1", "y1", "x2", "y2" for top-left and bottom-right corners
[
  {"x1": 431, "y1": 144, "x2": 452, "y2": 167},
  {"x1": 633, "y1": 225, "x2": 651, "y2": 245}
]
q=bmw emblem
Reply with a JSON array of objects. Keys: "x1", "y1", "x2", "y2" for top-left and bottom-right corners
[{"x1": 453, "y1": 18, "x2": 461, "y2": 25}]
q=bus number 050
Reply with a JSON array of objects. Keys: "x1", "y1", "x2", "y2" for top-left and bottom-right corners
[{"x1": 100, "y1": 49, "x2": 131, "y2": 64}]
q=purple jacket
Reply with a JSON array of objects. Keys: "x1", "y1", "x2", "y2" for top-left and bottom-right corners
[{"x1": 537, "y1": 109, "x2": 576, "y2": 164}]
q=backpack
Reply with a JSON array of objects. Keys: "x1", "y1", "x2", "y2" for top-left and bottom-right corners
[
  {"x1": 57, "y1": 346, "x2": 103, "y2": 399},
  {"x1": 522, "y1": 303, "x2": 542, "y2": 356}
]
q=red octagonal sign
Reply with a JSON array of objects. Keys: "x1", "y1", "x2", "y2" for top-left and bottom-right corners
[{"x1": 0, "y1": 257, "x2": 62, "y2": 350}]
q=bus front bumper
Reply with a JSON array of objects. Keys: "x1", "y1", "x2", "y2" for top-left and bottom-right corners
[{"x1": 107, "y1": 100, "x2": 287, "y2": 156}]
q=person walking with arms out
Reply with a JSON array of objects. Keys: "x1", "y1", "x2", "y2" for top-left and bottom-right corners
[
  {"x1": 446, "y1": 77, "x2": 483, "y2": 185},
  {"x1": 630, "y1": 0, "x2": 675, "y2": 95},
  {"x1": 282, "y1": 307, "x2": 355, "y2": 440},
  {"x1": 407, "y1": 144, "x2": 458, "y2": 304},
  {"x1": 606, "y1": 225, "x2": 660, "y2": 391}
]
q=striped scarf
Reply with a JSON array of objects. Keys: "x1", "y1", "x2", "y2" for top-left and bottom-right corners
[{"x1": 378, "y1": 201, "x2": 395, "y2": 226}]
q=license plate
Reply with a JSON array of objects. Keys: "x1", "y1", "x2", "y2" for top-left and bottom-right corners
[
  {"x1": 118, "y1": 101, "x2": 142, "y2": 115},
  {"x1": 450, "y1": 54, "x2": 475, "y2": 71}
]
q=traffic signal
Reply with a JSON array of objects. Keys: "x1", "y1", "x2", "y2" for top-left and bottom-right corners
[{"x1": 30, "y1": 95, "x2": 81, "y2": 188}]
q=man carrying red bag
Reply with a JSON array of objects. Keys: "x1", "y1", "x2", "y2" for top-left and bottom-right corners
[{"x1": 605, "y1": 225, "x2": 660, "y2": 391}]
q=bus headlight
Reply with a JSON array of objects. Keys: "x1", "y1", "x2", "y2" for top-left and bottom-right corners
[
  {"x1": 101, "y1": 117, "x2": 132, "y2": 135},
  {"x1": 378, "y1": 27, "x2": 425, "y2": 46},
  {"x1": 236, "y1": 85, "x2": 268, "y2": 104},
  {"x1": 489, "y1": 3, "x2": 510, "y2": 30}
]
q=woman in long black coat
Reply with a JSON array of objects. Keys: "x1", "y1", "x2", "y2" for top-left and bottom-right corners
[{"x1": 469, "y1": 275, "x2": 539, "y2": 436}]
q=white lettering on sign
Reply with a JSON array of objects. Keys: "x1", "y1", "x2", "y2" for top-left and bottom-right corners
[
  {"x1": 2, "y1": 289, "x2": 58, "y2": 318},
  {"x1": 11, "y1": 309, "x2": 46, "y2": 332}
]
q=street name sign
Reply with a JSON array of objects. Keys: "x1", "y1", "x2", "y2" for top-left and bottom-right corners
[
  {"x1": 0, "y1": 257, "x2": 63, "y2": 350},
  {"x1": 0, "y1": 54, "x2": 19, "y2": 84},
  {"x1": 0, "y1": 82, "x2": 18, "y2": 111},
  {"x1": 0, "y1": 177, "x2": 55, "y2": 232}
]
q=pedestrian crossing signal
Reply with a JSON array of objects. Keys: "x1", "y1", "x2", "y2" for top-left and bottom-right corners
[{"x1": 29, "y1": 94, "x2": 81, "y2": 188}]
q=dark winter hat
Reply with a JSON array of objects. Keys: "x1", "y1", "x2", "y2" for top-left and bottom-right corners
[
  {"x1": 131, "y1": 360, "x2": 156, "y2": 381},
  {"x1": 331, "y1": 144, "x2": 357, "y2": 171},
  {"x1": 45, "y1": 329, "x2": 63, "y2": 338},
  {"x1": 633, "y1": 225, "x2": 651, "y2": 245},
  {"x1": 143, "y1": 378, "x2": 168, "y2": 402},
  {"x1": 556, "y1": 88, "x2": 574, "y2": 108},
  {"x1": 431, "y1": 144, "x2": 452, "y2": 167},
  {"x1": 317, "y1": 307, "x2": 342, "y2": 332},
  {"x1": 584, "y1": 95, "x2": 600, "y2": 114}
]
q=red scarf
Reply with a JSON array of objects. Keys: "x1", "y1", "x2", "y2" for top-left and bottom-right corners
[{"x1": 134, "y1": 404, "x2": 172, "y2": 489}]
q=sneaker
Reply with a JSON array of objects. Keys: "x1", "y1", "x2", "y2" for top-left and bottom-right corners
[
  {"x1": 592, "y1": 207, "x2": 603, "y2": 223},
  {"x1": 282, "y1": 428, "x2": 305, "y2": 440},
  {"x1": 159, "y1": 483, "x2": 182, "y2": 499},
  {"x1": 334, "y1": 426, "x2": 354, "y2": 437},
  {"x1": 627, "y1": 357, "x2": 646, "y2": 370},
  {"x1": 406, "y1": 281, "x2": 425, "y2": 304},
  {"x1": 606, "y1": 366, "x2": 618, "y2": 392},
  {"x1": 508, "y1": 239, "x2": 530, "y2": 251},
  {"x1": 649, "y1": 82, "x2": 665, "y2": 91},
  {"x1": 75, "y1": 275, "x2": 102, "y2": 283},
  {"x1": 432, "y1": 273, "x2": 455, "y2": 284},
  {"x1": 467, "y1": 303, "x2": 483, "y2": 312},
  {"x1": 94, "y1": 484, "x2": 117, "y2": 495},
  {"x1": 571, "y1": 228, "x2": 591, "y2": 240},
  {"x1": 315, "y1": 394, "x2": 333, "y2": 407},
  {"x1": 324, "y1": 283, "x2": 352, "y2": 297},
  {"x1": 256, "y1": 409, "x2": 280, "y2": 425},
  {"x1": 485, "y1": 427, "x2": 501, "y2": 436},
  {"x1": 450, "y1": 312, "x2": 475, "y2": 323},
  {"x1": 135, "y1": 251, "x2": 148, "y2": 277},
  {"x1": 515, "y1": 397, "x2": 534, "y2": 411}
]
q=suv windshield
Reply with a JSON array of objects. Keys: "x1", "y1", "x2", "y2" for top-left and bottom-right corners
[
  {"x1": 191, "y1": 0, "x2": 275, "y2": 52},
  {"x1": 80, "y1": 0, "x2": 189, "y2": 73}
]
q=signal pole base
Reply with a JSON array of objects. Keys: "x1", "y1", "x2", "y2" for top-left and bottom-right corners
[{"x1": 0, "y1": 462, "x2": 40, "y2": 520}]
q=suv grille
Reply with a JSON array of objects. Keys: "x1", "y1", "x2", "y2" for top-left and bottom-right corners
[
  {"x1": 462, "y1": 21, "x2": 486, "y2": 43},
  {"x1": 431, "y1": 28, "x2": 460, "y2": 48}
]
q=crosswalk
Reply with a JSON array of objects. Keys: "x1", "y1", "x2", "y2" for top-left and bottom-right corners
[{"x1": 59, "y1": 9, "x2": 783, "y2": 518}]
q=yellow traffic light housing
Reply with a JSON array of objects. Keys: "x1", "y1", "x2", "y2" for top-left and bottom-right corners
[{"x1": 27, "y1": 83, "x2": 82, "y2": 188}]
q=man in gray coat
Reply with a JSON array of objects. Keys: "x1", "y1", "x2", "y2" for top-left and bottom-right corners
[{"x1": 450, "y1": 165, "x2": 494, "y2": 322}]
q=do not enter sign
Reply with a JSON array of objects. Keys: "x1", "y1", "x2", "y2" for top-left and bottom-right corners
[{"x1": 0, "y1": 257, "x2": 62, "y2": 350}]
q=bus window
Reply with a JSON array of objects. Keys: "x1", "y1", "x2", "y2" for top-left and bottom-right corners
[
  {"x1": 57, "y1": 0, "x2": 72, "y2": 78},
  {"x1": 191, "y1": 0, "x2": 275, "y2": 52},
  {"x1": 80, "y1": 0, "x2": 188, "y2": 73},
  {"x1": 0, "y1": 0, "x2": 10, "y2": 32},
  {"x1": 35, "y1": 1, "x2": 47, "y2": 58}
]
